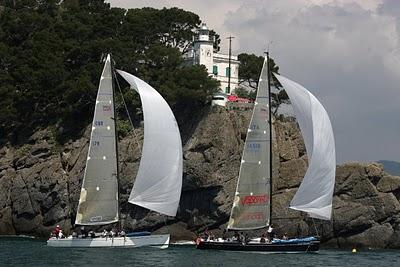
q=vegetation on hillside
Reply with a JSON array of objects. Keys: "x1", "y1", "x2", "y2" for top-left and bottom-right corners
[
  {"x1": 237, "y1": 53, "x2": 289, "y2": 114},
  {"x1": 0, "y1": 0, "x2": 220, "y2": 144}
]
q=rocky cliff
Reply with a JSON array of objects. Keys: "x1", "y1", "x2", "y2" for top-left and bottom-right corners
[{"x1": 1, "y1": 106, "x2": 400, "y2": 248}]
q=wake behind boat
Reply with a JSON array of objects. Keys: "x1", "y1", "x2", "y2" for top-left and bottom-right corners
[
  {"x1": 47, "y1": 54, "x2": 183, "y2": 248},
  {"x1": 196, "y1": 52, "x2": 335, "y2": 253}
]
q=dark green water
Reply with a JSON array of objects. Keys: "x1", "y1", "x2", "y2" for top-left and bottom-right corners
[{"x1": 1, "y1": 237, "x2": 399, "y2": 266}]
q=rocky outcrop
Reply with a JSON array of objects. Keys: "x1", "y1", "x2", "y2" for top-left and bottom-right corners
[{"x1": 1, "y1": 106, "x2": 400, "y2": 248}]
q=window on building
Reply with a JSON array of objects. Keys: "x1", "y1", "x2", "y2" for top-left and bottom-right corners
[
  {"x1": 226, "y1": 67, "x2": 231, "y2": 77},
  {"x1": 213, "y1": 65, "x2": 218, "y2": 75},
  {"x1": 225, "y1": 87, "x2": 230, "y2": 94}
]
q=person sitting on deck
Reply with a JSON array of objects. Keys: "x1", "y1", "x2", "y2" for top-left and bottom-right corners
[
  {"x1": 260, "y1": 233, "x2": 266, "y2": 243},
  {"x1": 54, "y1": 225, "x2": 61, "y2": 238},
  {"x1": 267, "y1": 224, "x2": 274, "y2": 239},
  {"x1": 282, "y1": 233, "x2": 288, "y2": 240},
  {"x1": 58, "y1": 230, "x2": 65, "y2": 239},
  {"x1": 72, "y1": 231, "x2": 78, "y2": 238},
  {"x1": 107, "y1": 230, "x2": 112, "y2": 237},
  {"x1": 119, "y1": 230, "x2": 126, "y2": 237},
  {"x1": 89, "y1": 230, "x2": 95, "y2": 238},
  {"x1": 81, "y1": 226, "x2": 88, "y2": 238},
  {"x1": 209, "y1": 233, "x2": 215, "y2": 241},
  {"x1": 244, "y1": 233, "x2": 249, "y2": 244},
  {"x1": 102, "y1": 229, "x2": 108, "y2": 238},
  {"x1": 239, "y1": 232, "x2": 245, "y2": 244},
  {"x1": 233, "y1": 232, "x2": 240, "y2": 242},
  {"x1": 222, "y1": 229, "x2": 227, "y2": 241}
]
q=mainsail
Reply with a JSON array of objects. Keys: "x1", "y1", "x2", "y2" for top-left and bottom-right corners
[
  {"x1": 117, "y1": 70, "x2": 182, "y2": 217},
  {"x1": 227, "y1": 57, "x2": 271, "y2": 230},
  {"x1": 75, "y1": 55, "x2": 119, "y2": 225},
  {"x1": 274, "y1": 74, "x2": 336, "y2": 220}
]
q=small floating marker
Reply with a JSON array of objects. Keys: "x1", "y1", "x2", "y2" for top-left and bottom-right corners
[
  {"x1": 96, "y1": 100, "x2": 99, "y2": 104},
  {"x1": 264, "y1": 130, "x2": 267, "y2": 134},
  {"x1": 352, "y1": 248, "x2": 357, "y2": 253},
  {"x1": 103, "y1": 156, "x2": 107, "y2": 160},
  {"x1": 248, "y1": 129, "x2": 252, "y2": 132},
  {"x1": 255, "y1": 101, "x2": 258, "y2": 105},
  {"x1": 92, "y1": 126, "x2": 96, "y2": 130},
  {"x1": 250, "y1": 192, "x2": 253, "y2": 196},
  {"x1": 258, "y1": 161, "x2": 261, "y2": 165},
  {"x1": 87, "y1": 156, "x2": 91, "y2": 160},
  {"x1": 241, "y1": 159, "x2": 245, "y2": 163},
  {"x1": 109, "y1": 100, "x2": 112, "y2": 104},
  {"x1": 96, "y1": 186, "x2": 100, "y2": 191},
  {"x1": 107, "y1": 126, "x2": 111, "y2": 130}
]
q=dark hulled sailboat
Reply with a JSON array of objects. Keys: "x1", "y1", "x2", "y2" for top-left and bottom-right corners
[{"x1": 196, "y1": 54, "x2": 336, "y2": 252}]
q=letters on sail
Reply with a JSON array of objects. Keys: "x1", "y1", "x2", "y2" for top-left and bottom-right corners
[
  {"x1": 227, "y1": 57, "x2": 271, "y2": 230},
  {"x1": 75, "y1": 54, "x2": 119, "y2": 225}
]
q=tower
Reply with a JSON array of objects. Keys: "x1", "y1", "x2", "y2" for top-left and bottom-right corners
[{"x1": 193, "y1": 23, "x2": 214, "y2": 74}]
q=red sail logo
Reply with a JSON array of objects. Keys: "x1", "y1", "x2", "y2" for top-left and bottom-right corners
[
  {"x1": 241, "y1": 194, "x2": 268, "y2": 205},
  {"x1": 243, "y1": 212, "x2": 265, "y2": 220}
]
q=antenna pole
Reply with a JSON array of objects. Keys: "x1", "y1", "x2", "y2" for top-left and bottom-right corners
[
  {"x1": 265, "y1": 51, "x2": 273, "y2": 226},
  {"x1": 227, "y1": 36, "x2": 235, "y2": 93}
]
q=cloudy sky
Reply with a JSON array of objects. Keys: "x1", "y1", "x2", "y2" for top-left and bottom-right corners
[{"x1": 107, "y1": 0, "x2": 400, "y2": 164}]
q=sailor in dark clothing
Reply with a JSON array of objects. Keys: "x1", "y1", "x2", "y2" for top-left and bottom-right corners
[{"x1": 81, "y1": 226, "x2": 88, "y2": 238}]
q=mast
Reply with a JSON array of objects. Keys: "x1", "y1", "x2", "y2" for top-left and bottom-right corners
[
  {"x1": 110, "y1": 54, "x2": 121, "y2": 228},
  {"x1": 266, "y1": 52, "x2": 273, "y2": 226}
]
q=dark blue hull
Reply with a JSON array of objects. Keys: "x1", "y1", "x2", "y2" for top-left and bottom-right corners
[{"x1": 196, "y1": 240, "x2": 320, "y2": 253}]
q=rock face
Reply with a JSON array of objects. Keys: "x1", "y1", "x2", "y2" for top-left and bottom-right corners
[{"x1": 1, "y1": 106, "x2": 400, "y2": 248}]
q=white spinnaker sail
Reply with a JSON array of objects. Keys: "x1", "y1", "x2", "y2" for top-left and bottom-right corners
[
  {"x1": 227, "y1": 57, "x2": 271, "y2": 230},
  {"x1": 274, "y1": 74, "x2": 336, "y2": 220},
  {"x1": 75, "y1": 54, "x2": 119, "y2": 225},
  {"x1": 117, "y1": 70, "x2": 182, "y2": 217}
]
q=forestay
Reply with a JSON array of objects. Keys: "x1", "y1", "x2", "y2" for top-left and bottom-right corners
[
  {"x1": 227, "y1": 57, "x2": 271, "y2": 230},
  {"x1": 76, "y1": 54, "x2": 119, "y2": 225},
  {"x1": 274, "y1": 74, "x2": 336, "y2": 220},
  {"x1": 117, "y1": 70, "x2": 182, "y2": 217}
]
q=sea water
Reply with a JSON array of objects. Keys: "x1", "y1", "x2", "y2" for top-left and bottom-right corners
[{"x1": 1, "y1": 237, "x2": 399, "y2": 266}]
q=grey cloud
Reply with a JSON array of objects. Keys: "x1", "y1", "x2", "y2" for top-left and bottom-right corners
[
  {"x1": 224, "y1": 1, "x2": 400, "y2": 163},
  {"x1": 107, "y1": 0, "x2": 400, "y2": 163}
]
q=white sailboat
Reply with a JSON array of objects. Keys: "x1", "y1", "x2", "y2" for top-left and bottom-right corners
[
  {"x1": 47, "y1": 54, "x2": 182, "y2": 248},
  {"x1": 197, "y1": 53, "x2": 336, "y2": 252}
]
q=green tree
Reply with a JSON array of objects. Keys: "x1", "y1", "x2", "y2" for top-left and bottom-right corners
[
  {"x1": 238, "y1": 53, "x2": 288, "y2": 114},
  {"x1": 0, "y1": 1, "x2": 220, "y2": 144}
]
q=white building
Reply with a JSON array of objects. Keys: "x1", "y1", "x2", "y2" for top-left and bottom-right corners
[{"x1": 184, "y1": 23, "x2": 240, "y2": 94}]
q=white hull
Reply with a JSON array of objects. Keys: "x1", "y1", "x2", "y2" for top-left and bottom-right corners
[{"x1": 47, "y1": 234, "x2": 170, "y2": 248}]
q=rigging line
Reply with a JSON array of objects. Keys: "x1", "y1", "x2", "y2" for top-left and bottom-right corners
[
  {"x1": 113, "y1": 70, "x2": 142, "y2": 155},
  {"x1": 311, "y1": 217, "x2": 320, "y2": 237}
]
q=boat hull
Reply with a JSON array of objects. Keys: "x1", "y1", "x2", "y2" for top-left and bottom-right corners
[
  {"x1": 47, "y1": 234, "x2": 170, "y2": 248},
  {"x1": 196, "y1": 240, "x2": 319, "y2": 253}
]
